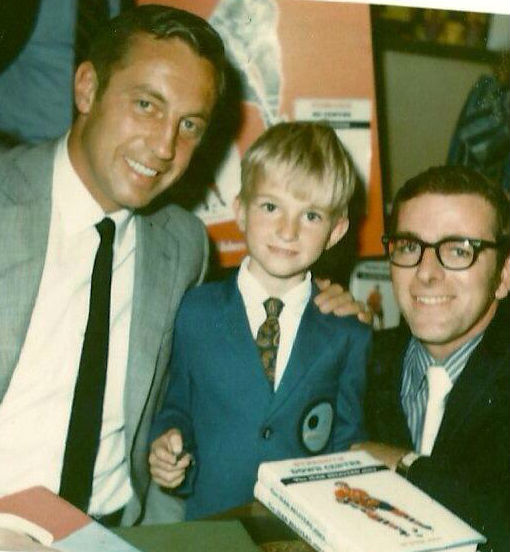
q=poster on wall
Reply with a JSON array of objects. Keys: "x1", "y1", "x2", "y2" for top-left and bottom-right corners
[
  {"x1": 143, "y1": 0, "x2": 385, "y2": 268},
  {"x1": 294, "y1": 97, "x2": 372, "y2": 186},
  {"x1": 349, "y1": 258, "x2": 400, "y2": 330}
]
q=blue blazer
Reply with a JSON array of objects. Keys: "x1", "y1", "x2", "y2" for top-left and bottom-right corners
[{"x1": 151, "y1": 273, "x2": 371, "y2": 519}]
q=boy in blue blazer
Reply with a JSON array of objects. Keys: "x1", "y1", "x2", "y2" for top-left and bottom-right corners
[{"x1": 149, "y1": 122, "x2": 372, "y2": 519}]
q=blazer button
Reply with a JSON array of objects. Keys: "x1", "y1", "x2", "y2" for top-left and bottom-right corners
[{"x1": 262, "y1": 427, "x2": 273, "y2": 439}]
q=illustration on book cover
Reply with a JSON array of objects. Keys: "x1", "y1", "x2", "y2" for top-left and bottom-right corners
[{"x1": 334, "y1": 481, "x2": 432, "y2": 538}]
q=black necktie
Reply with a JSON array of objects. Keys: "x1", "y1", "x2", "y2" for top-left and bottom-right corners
[
  {"x1": 59, "y1": 217, "x2": 115, "y2": 511},
  {"x1": 74, "y1": 0, "x2": 110, "y2": 67},
  {"x1": 256, "y1": 297, "x2": 284, "y2": 387}
]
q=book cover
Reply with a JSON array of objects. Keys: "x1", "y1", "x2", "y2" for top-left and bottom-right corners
[
  {"x1": 254, "y1": 481, "x2": 334, "y2": 552},
  {"x1": 256, "y1": 451, "x2": 485, "y2": 552},
  {"x1": 0, "y1": 486, "x2": 139, "y2": 552}
]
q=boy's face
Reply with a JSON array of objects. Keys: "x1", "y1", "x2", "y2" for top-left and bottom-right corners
[{"x1": 234, "y1": 176, "x2": 348, "y2": 295}]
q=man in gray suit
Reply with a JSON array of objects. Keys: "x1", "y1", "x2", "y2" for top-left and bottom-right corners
[{"x1": 0, "y1": 5, "x2": 225, "y2": 527}]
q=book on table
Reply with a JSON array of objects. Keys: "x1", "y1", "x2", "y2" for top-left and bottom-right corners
[
  {"x1": 0, "y1": 486, "x2": 139, "y2": 551},
  {"x1": 254, "y1": 450, "x2": 485, "y2": 552}
]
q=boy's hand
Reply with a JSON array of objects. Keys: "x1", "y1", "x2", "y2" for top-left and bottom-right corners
[
  {"x1": 149, "y1": 428, "x2": 192, "y2": 489},
  {"x1": 314, "y1": 278, "x2": 372, "y2": 324}
]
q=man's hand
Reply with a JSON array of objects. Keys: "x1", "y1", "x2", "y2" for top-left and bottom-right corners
[
  {"x1": 314, "y1": 278, "x2": 372, "y2": 324},
  {"x1": 350, "y1": 441, "x2": 410, "y2": 471},
  {"x1": 149, "y1": 428, "x2": 192, "y2": 488}
]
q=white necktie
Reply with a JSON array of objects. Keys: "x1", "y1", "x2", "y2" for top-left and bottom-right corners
[{"x1": 419, "y1": 365, "x2": 453, "y2": 455}]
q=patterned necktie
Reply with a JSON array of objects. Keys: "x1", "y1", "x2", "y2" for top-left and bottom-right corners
[
  {"x1": 256, "y1": 297, "x2": 284, "y2": 387},
  {"x1": 419, "y1": 365, "x2": 453, "y2": 456},
  {"x1": 59, "y1": 218, "x2": 115, "y2": 511}
]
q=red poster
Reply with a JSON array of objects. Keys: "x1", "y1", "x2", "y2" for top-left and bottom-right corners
[{"x1": 141, "y1": 0, "x2": 385, "y2": 268}]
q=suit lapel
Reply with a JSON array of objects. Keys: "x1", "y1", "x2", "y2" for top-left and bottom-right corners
[
  {"x1": 435, "y1": 335, "x2": 503, "y2": 449},
  {"x1": 439, "y1": 303, "x2": 509, "y2": 448},
  {"x1": 0, "y1": 202, "x2": 50, "y2": 397},
  {"x1": 0, "y1": 143, "x2": 54, "y2": 398},
  {"x1": 371, "y1": 326, "x2": 414, "y2": 447},
  {"x1": 390, "y1": 333, "x2": 413, "y2": 443},
  {"x1": 123, "y1": 215, "x2": 180, "y2": 447}
]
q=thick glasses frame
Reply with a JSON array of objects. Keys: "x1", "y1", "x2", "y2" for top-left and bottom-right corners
[{"x1": 381, "y1": 235, "x2": 503, "y2": 270}]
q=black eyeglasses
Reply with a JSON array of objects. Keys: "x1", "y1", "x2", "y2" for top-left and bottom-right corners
[{"x1": 381, "y1": 235, "x2": 503, "y2": 270}]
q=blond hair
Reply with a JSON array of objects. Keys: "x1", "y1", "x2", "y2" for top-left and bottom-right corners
[{"x1": 240, "y1": 122, "x2": 355, "y2": 219}]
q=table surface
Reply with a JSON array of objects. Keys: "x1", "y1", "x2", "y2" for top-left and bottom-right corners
[
  {"x1": 209, "y1": 500, "x2": 315, "y2": 552},
  {"x1": 117, "y1": 501, "x2": 315, "y2": 552}
]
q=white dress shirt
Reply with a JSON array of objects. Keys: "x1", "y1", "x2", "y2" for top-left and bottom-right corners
[
  {"x1": 0, "y1": 136, "x2": 135, "y2": 515},
  {"x1": 237, "y1": 257, "x2": 311, "y2": 390}
]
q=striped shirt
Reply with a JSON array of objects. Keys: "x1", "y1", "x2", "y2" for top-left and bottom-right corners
[{"x1": 401, "y1": 334, "x2": 484, "y2": 449}]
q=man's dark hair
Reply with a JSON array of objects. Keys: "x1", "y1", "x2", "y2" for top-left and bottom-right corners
[
  {"x1": 389, "y1": 165, "x2": 510, "y2": 267},
  {"x1": 88, "y1": 4, "x2": 226, "y2": 99}
]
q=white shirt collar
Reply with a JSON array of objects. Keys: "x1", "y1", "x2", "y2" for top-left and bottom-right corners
[
  {"x1": 53, "y1": 134, "x2": 133, "y2": 241},
  {"x1": 237, "y1": 256, "x2": 311, "y2": 312}
]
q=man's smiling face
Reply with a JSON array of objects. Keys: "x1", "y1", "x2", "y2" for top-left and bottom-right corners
[
  {"x1": 69, "y1": 33, "x2": 218, "y2": 213},
  {"x1": 391, "y1": 193, "x2": 508, "y2": 360}
]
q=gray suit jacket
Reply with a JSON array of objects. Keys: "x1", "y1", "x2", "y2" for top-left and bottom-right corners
[{"x1": 0, "y1": 139, "x2": 209, "y2": 525}]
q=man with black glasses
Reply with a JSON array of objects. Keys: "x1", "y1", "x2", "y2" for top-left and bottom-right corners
[{"x1": 353, "y1": 166, "x2": 510, "y2": 552}]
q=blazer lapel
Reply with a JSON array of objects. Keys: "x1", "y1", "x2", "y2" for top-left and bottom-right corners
[
  {"x1": 221, "y1": 275, "x2": 273, "y2": 394},
  {"x1": 272, "y1": 300, "x2": 324, "y2": 410},
  {"x1": 123, "y1": 215, "x2": 180, "y2": 447}
]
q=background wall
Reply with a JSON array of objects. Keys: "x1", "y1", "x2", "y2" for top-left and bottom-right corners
[
  {"x1": 373, "y1": 9, "x2": 510, "y2": 209},
  {"x1": 143, "y1": 0, "x2": 387, "y2": 283},
  {"x1": 382, "y1": 52, "x2": 492, "y2": 200}
]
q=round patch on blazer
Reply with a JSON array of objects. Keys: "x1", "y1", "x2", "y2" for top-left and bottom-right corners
[{"x1": 300, "y1": 400, "x2": 334, "y2": 453}]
